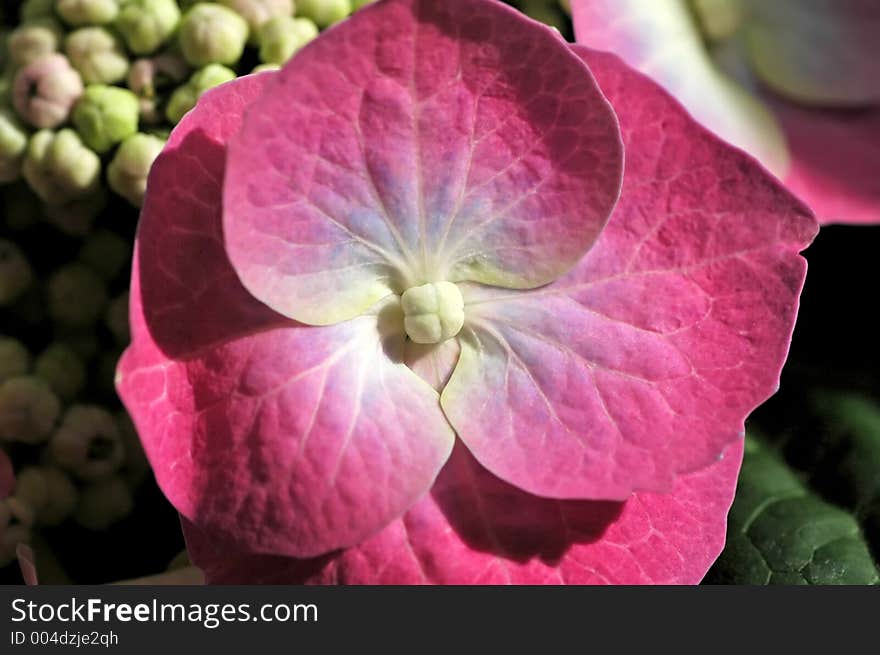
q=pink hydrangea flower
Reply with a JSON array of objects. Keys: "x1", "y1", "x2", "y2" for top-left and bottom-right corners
[
  {"x1": 572, "y1": 0, "x2": 880, "y2": 225},
  {"x1": 117, "y1": 0, "x2": 817, "y2": 584}
]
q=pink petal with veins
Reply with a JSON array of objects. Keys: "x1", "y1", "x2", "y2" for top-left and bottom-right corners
[
  {"x1": 223, "y1": 0, "x2": 623, "y2": 326},
  {"x1": 438, "y1": 48, "x2": 816, "y2": 499},
  {"x1": 117, "y1": 74, "x2": 454, "y2": 558},
  {"x1": 183, "y1": 439, "x2": 743, "y2": 584}
]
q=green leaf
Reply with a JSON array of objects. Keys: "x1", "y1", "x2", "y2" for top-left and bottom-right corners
[{"x1": 706, "y1": 393, "x2": 880, "y2": 584}]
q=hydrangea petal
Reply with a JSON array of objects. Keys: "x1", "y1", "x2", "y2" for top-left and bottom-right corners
[
  {"x1": 117, "y1": 74, "x2": 455, "y2": 558},
  {"x1": 572, "y1": 0, "x2": 788, "y2": 178},
  {"x1": 439, "y1": 48, "x2": 817, "y2": 500},
  {"x1": 772, "y1": 100, "x2": 880, "y2": 226},
  {"x1": 223, "y1": 0, "x2": 623, "y2": 325},
  {"x1": 573, "y1": 0, "x2": 880, "y2": 225},
  {"x1": 183, "y1": 440, "x2": 743, "y2": 584}
]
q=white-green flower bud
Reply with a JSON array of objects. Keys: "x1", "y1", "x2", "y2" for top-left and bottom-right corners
[
  {"x1": 56, "y1": 0, "x2": 120, "y2": 26},
  {"x1": 0, "y1": 338, "x2": 30, "y2": 383},
  {"x1": 218, "y1": 0, "x2": 293, "y2": 44},
  {"x1": 0, "y1": 240, "x2": 34, "y2": 305},
  {"x1": 74, "y1": 476, "x2": 132, "y2": 530},
  {"x1": 35, "y1": 343, "x2": 86, "y2": 401},
  {"x1": 7, "y1": 19, "x2": 63, "y2": 68},
  {"x1": 0, "y1": 376, "x2": 60, "y2": 444},
  {"x1": 107, "y1": 132, "x2": 165, "y2": 206},
  {"x1": 0, "y1": 109, "x2": 29, "y2": 184},
  {"x1": 22, "y1": 128, "x2": 101, "y2": 205},
  {"x1": 295, "y1": 0, "x2": 352, "y2": 29},
  {"x1": 105, "y1": 292, "x2": 130, "y2": 344},
  {"x1": 72, "y1": 85, "x2": 139, "y2": 153},
  {"x1": 115, "y1": 0, "x2": 181, "y2": 55},
  {"x1": 13, "y1": 54, "x2": 83, "y2": 129},
  {"x1": 179, "y1": 3, "x2": 249, "y2": 67},
  {"x1": 251, "y1": 63, "x2": 280, "y2": 74},
  {"x1": 258, "y1": 16, "x2": 318, "y2": 65},
  {"x1": 13, "y1": 466, "x2": 78, "y2": 526},
  {"x1": 401, "y1": 281, "x2": 465, "y2": 345},
  {"x1": 166, "y1": 64, "x2": 236, "y2": 124},
  {"x1": 47, "y1": 263, "x2": 109, "y2": 327},
  {"x1": 49, "y1": 405, "x2": 124, "y2": 480},
  {"x1": 79, "y1": 229, "x2": 130, "y2": 281},
  {"x1": 65, "y1": 27, "x2": 130, "y2": 85}
]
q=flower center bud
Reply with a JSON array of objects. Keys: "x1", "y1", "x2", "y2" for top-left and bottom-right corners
[{"x1": 401, "y1": 282, "x2": 464, "y2": 345}]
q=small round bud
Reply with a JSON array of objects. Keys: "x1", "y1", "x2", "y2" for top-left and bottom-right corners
[
  {"x1": 21, "y1": 0, "x2": 56, "y2": 21},
  {"x1": 65, "y1": 27, "x2": 130, "y2": 85},
  {"x1": 218, "y1": 0, "x2": 294, "y2": 44},
  {"x1": 107, "y1": 132, "x2": 165, "y2": 206},
  {"x1": 295, "y1": 0, "x2": 352, "y2": 29},
  {"x1": 115, "y1": 0, "x2": 182, "y2": 55},
  {"x1": 35, "y1": 343, "x2": 86, "y2": 400},
  {"x1": 48, "y1": 404, "x2": 124, "y2": 480},
  {"x1": 179, "y1": 3, "x2": 249, "y2": 67},
  {"x1": 44, "y1": 187, "x2": 107, "y2": 236},
  {"x1": 13, "y1": 54, "x2": 84, "y2": 129},
  {"x1": 0, "y1": 339, "x2": 30, "y2": 383},
  {"x1": 401, "y1": 281, "x2": 465, "y2": 345},
  {"x1": 79, "y1": 229, "x2": 130, "y2": 281},
  {"x1": 105, "y1": 292, "x2": 130, "y2": 344},
  {"x1": 0, "y1": 376, "x2": 60, "y2": 444},
  {"x1": 518, "y1": 1, "x2": 566, "y2": 32},
  {"x1": 258, "y1": 16, "x2": 318, "y2": 65},
  {"x1": 7, "y1": 19, "x2": 62, "y2": 68},
  {"x1": 48, "y1": 263, "x2": 109, "y2": 327},
  {"x1": 166, "y1": 64, "x2": 236, "y2": 124},
  {"x1": 0, "y1": 109, "x2": 29, "y2": 183},
  {"x1": 72, "y1": 85, "x2": 140, "y2": 154},
  {"x1": 22, "y1": 128, "x2": 101, "y2": 204},
  {"x1": 74, "y1": 476, "x2": 132, "y2": 530},
  {"x1": 0, "y1": 240, "x2": 34, "y2": 306},
  {"x1": 56, "y1": 0, "x2": 120, "y2": 26},
  {"x1": 127, "y1": 53, "x2": 189, "y2": 96},
  {"x1": 14, "y1": 466, "x2": 78, "y2": 526},
  {"x1": 251, "y1": 63, "x2": 280, "y2": 74},
  {"x1": 13, "y1": 468, "x2": 49, "y2": 513},
  {"x1": 127, "y1": 54, "x2": 190, "y2": 124}
]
